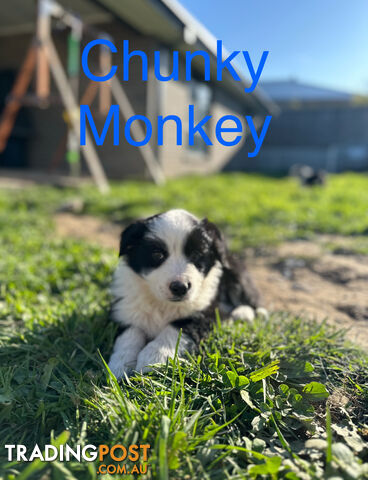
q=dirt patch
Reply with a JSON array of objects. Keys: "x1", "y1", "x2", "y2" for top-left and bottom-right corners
[
  {"x1": 251, "y1": 241, "x2": 368, "y2": 349},
  {"x1": 55, "y1": 213, "x2": 121, "y2": 250},
  {"x1": 55, "y1": 214, "x2": 368, "y2": 349}
]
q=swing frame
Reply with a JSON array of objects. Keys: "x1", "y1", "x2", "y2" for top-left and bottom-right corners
[{"x1": 0, "y1": 0, "x2": 165, "y2": 192}]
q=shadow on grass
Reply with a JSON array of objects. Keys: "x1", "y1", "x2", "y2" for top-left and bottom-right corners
[{"x1": 0, "y1": 309, "x2": 117, "y2": 448}]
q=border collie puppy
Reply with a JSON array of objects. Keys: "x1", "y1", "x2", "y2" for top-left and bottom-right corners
[{"x1": 108, "y1": 209, "x2": 265, "y2": 378}]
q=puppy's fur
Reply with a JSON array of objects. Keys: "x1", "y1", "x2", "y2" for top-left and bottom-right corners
[{"x1": 108, "y1": 209, "x2": 263, "y2": 378}]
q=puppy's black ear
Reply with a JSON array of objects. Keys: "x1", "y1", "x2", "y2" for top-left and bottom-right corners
[
  {"x1": 119, "y1": 221, "x2": 147, "y2": 257},
  {"x1": 201, "y1": 218, "x2": 231, "y2": 268}
]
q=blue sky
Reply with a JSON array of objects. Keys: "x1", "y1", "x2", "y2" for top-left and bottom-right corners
[{"x1": 179, "y1": 0, "x2": 368, "y2": 94}]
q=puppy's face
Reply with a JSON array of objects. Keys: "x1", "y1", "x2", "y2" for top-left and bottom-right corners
[{"x1": 119, "y1": 209, "x2": 223, "y2": 304}]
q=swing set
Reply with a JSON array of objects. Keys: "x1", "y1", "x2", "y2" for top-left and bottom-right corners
[{"x1": 0, "y1": 0, "x2": 164, "y2": 193}]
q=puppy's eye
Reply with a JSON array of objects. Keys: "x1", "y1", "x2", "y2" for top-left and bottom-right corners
[{"x1": 152, "y1": 251, "x2": 165, "y2": 262}]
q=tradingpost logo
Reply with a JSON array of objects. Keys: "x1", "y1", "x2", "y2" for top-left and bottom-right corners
[{"x1": 5, "y1": 443, "x2": 151, "y2": 476}]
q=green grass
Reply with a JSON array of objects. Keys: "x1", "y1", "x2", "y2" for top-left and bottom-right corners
[
  {"x1": 1, "y1": 173, "x2": 368, "y2": 479},
  {"x1": 2, "y1": 172, "x2": 368, "y2": 248}
]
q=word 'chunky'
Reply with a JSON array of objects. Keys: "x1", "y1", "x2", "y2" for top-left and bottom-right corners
[{"x1": 82, "y1": 40, "x2": 268, "y2": 92}]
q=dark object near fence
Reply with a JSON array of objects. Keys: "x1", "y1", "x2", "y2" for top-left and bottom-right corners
[{"x1": 290, "y1": 164, "x2": 327, "y2": 186}]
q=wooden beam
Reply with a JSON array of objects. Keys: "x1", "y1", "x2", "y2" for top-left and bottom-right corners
[
  {"x1": 36, "y1": 0, "x2": 51, "y2": 100},
  {"x1": 99, "y1": 43, "x2": 112, "y2": 115},
  {"x1": 49, "y1": 79, "x2": 99, "y2": 171},
  {"x1": 66, "y1": 27, "x2": 82, "y2": 177},
  {"x1": 42, "y1": 36, "x2": 110, "y2": 193},
  {"x1": 0, "y1": 43, "x2": 37, "y2": 153},
  {"x1": 81, "y1": 79, "x2": 100, "y2": 107},
  {"x1": 111, "y1": 77, "x2": 165, "y2": 185}
]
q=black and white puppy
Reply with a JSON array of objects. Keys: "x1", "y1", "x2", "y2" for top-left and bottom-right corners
[{"x1": 108, "y1": 209, "x2": 266, "y2": 378}]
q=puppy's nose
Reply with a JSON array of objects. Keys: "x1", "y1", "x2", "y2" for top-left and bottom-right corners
[{"x1": 169, "y1": 280, "x2": 191, "y2": 297}]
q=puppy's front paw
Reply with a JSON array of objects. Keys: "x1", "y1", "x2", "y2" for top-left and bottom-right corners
[
  {"x1": 136, "y1": 343, "x2": 174, "y2": 373},
  {"x1": 255, "y1": 307, "x2": 269, "y2": 320},
  {"x1": 108, "y1": 326, "x2": 146, "y2": 379},
  {"x1": 108, "y1": 356, "x2": 136, "y2": 379},
  {"x1": 231, "y1": 305, "x2": 255, "y2": 322}
]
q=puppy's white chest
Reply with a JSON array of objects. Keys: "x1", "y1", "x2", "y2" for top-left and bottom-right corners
[{"x1": 115, "y1": 294, "x2": 192, "y2": 338}]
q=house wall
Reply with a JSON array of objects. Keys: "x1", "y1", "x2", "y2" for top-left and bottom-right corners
[
  {"x1": 0, "y1": 21, "x2": 156, "y2": 178},
  {"x1": 226, "y1": 105, "x2": 368, "y2": 174},
  {"x1": 265, "y1": 105, "x2": 368, "y2": 147},
  {"x1": 158, "y1": 59, "x2": 252, "y2": 177},
  {"x1": 0, "y1": 20, "x2": 258, "y2": 179}
]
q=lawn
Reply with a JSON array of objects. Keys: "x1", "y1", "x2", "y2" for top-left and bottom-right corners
[{"x1": 0, "y1": 173, "x2": 368, "y2": 479}]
